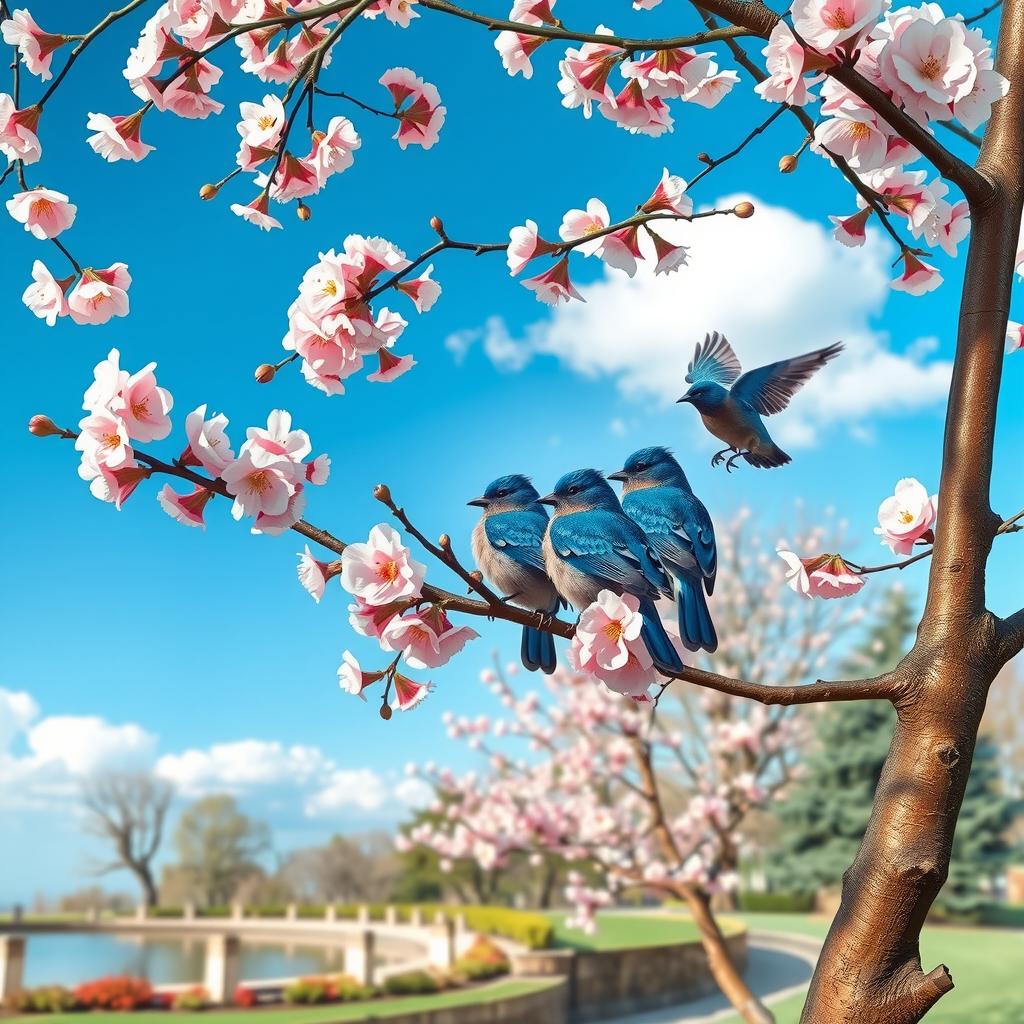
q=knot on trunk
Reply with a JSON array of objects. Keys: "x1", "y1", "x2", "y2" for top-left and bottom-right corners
[{"x1": 936, "y1": 743, "x2": 961, "y2": 768}]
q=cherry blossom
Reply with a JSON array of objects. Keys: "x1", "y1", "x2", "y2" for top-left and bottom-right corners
[
  {"x1": 791, "y1": 0, "x2": 888, "y2": 53},
  {"x1": 495, "y1": 29, "x2": 547, "y2": 79},
  {"x1": 158, "y1": 483, "x2": 215, "y2": 529},
  {"x1": 246, "y1": 409, "x2": 312, "y2": 463},
  {"x1": 600, "y1": 82, "x2": 674, "y2": 137},
  {"x1": 221, "y1": 446, "x2": 303, "y2": 522},
  {"x1": 309, "y1": 116, "x2": 360, "y2": 184},
  {"x1": 0, "y1": 94, "x2": 41, "y2": 163},
  {"x1": 341, "y1": 523, "x2": 425, "y2": 606},
  {"x1": 236, "y1": 94, "x2": 286, "y2": 153},
  {"x1": 86, "y1": 112, "x2": 154, "y2": 163},
  {"x1": 5, "y1": 187, "x2": 76, "y2": 239},
  {"x1": 521, "y1": 256, "x2": 585, "y2": 305},
  {"x1": 83, "y1": 460, "x2": 151, "y2": 510},
  {"x1": 21, "y1": 259, "x2": 69, "y2": 325},
  {"x1": 380, "y1": 605, "x2": 480, "y2": 669},
  {"x1": 623, "y1": 48, "x2": 718, "y2": 101},
  {"x1": 640, "y1": 168, "x2": 693, "y2": 217},
  {"x1": 136, "y1": 58, "x2": 224, "y2": 119},
  {"x1": 75, "y1": 411, "x2": 133, "y2": 470},
  {"x1": 338, "y1": 650, "x2": 383, "y2": 700},
  {"x1": 230, "y1": 192, "x2": 281, "y2": 231},
  {"x1": 506, "y1": 220, "x2": 558, "y2": 275},
  {"x1": 778, "y1": 550, "x2": 866, "y2": 599},
  {"x1": 379, "y1": 67, "x2": 446, "y2": 150},
  {"x1": 395, "y1": 268, "x2": 441, "y2": 314},
  {"x1": 297, "y1": 546, "x2": 339, "y2": 602},
  {"x1": 1, "y1": 9, "x2": 67, "y2": 80},
  {"x1": 67, "y1": 264, "x2": 132, "y2": 326},
  {"x1": 180, "y1": 405, "x2": 235, "y2": 476},
  {"x1": 829, "y1": 208, "x2": 873, "y2": 247},
  {"x1": 306, "y1": 454, "x2": 331, "y2": 485},
  {"x1": 559, "y1": 198, "x2": 610, "y2": 255},
  {"x1": 558, "y1": 30, "x2": 623, "y2": 116},
  {"x1": 1005, "y1": 321, "x2": 1024, "y2": 355},
  {"x1": 875, "y1": 477, "x2": 938, "y2": 554},
  {"x1": 891, "y1": 250, "x2": 942, "y2": 295},
  {"x1": 392, "y1": 671, "x2": 433, "y2": 711},
  {"x1": 364, "y1": 0, "x2": 421, "y2": 28},
  {"x1": 755, "y1": 23, "x2": 823, "y2": 107},
  {"x1": 349, "y1": 597, "x2": 403, "y2": 640},
  {"x1": 648, "y1": 228, "x2": 690, "y2": 275},
  {"x1": 110, "y1": 361, "x2": 173, "y2": 442}
]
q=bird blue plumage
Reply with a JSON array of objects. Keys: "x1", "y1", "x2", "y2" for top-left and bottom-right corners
[
  {"x1": 469, "y1": 474, "x2": 561, "y2": 674},
  {"x1": 678, "y1": 332, "x2": 844, "y2": 471},
  {"x1": 609, "y1": 447, "x2": 718, "y2": 654},
  {"x1": 538, "y1": 468, "x2": 683, "y2": 675}
]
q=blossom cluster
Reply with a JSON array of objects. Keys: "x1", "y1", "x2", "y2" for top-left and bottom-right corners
[
  {"x1": 72, "y1": 348, "x2": 327, "y2": 533},
  {"x1": 400, "y1": 663, "x2": 791, "y2": 932},
  {"x1": 494, "y1": 4, "x2": 738, "y2": 137}
]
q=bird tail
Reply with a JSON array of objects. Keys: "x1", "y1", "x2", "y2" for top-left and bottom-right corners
[
  {"x1": 745, "y1": 444, "x2": 791, "y2": 469},
  {"x1": 639, "y1": 599, "x2": 684, "y2": 674},
  {"x1": 521, "y1": 625, "x2": 557, "y2": 675},
  {"x1": 675, "y1": 574, "x2": 718, "y2": 654}
]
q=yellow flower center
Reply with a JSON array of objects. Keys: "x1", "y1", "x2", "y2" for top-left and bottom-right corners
[
  {"x1": 824, "y1": 8, "x2": 851, "y2": 28},
  {"x1": 257, "y1": 115, "x2": 276, "y2": 130},
  {"x1": 849, "y1": 121, "x2": 872, "y2": 140},
  {"x1": 602, "y1": 620, "x2": 624, "y2": 643},
  {"x1": 130, "y1": 397, "x2": 149, "y2": 420},
  {"x1": 31, "y1": 197, "x2": 54, "y2": 218},
  {"x1": 102, "y1": 432, "x2": 121, "y2": 450},
  {"x1": 247, "y1": 469, "x2": 272, "y2": 495},
  {"x1": 919, "y1": 55, "x2": 942, "y2": 80},
  {"x1": 323, "y1": 279, "x2": 338, "y2": 296},
  {"x1": 378, "y1": 559, "x2": 400, "y2": 583},
  {"x1": 899, "y1": 509, "x2": 915, "y2": 524}
]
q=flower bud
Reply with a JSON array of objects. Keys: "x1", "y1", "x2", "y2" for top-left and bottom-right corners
[
  {"x1": 199, "y1": 183, "x2": 219, "y2": 201},
  {"x1": 374, "y1": 483, "x2": 393, "y2": 505},
  {"x1": 254, "y1": 363, "x2": 276, "y2": 384},
  {"x1": 733, "y1": 202, "x2": 755, "y2": 219},
  {"x1": 297, "y1": 202, "x2": 311, "y2": 222},
  {"x1": 28, "y1": 414, "x2": 60, "y2": 437},
  {"x1": 697, "y1": 152, "x2": 713, "y2": 165},
  {"x1": 379, "y1": 702, "x2": 393, "y2": 721},
  {"x1": 429, "y1": 216, "x2": 445, "y2": 236},
  {"x1": 779, "y1": 154, "x2": 799, "y2": 174},
  {"x1": 439, "y1": 534, "x2": 451, "y2": 550}
]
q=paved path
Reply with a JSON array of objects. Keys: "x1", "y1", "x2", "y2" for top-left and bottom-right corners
[{"x1": 607, "y1": 931, "x2": 822, "y2": 1024}]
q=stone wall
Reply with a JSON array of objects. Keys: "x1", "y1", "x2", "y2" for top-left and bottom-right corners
[{"x1": 511, "y1": 927, "x2": 748, "y2": 1023}]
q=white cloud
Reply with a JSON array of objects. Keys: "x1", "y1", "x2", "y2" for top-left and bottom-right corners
[
  {"x1": 446, "y1": 195, "x2": 952, "y2": 447},
  {"x1": 29, "y1": 716, "x2": 156, "y2": 776},
  {"x1": 0, "y1": 689, "x2": 39, "y2": 753}
]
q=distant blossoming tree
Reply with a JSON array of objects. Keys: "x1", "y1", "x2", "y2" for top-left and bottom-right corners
[{"x1": 9, "y1": 0, "x2": 1024, "y2": 1020}]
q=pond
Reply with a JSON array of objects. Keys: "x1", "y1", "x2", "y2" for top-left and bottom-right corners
[{"x1": 22, "y1": 933, "x2": 358, "y2": 987}]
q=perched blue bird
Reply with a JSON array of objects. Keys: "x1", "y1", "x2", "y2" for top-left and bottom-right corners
[
  {"x1": 608, "y1": 447, "x2": 717, "y2": 654},
  {"x1": 538, "y1": 468, "x2": 683, "y2": 675},
  {"x1": 677, "y1": 332, "x2": 844, "y2": 471},
  {"x1": 469, "y1": 475, "x2": 561, "y2": 675}
]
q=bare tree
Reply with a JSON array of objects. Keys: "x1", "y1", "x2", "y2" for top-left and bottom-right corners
[{"x1": 82, "y1": 772, "x2": 174, "y2": 909}]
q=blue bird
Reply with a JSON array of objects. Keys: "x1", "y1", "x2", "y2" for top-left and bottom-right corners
[
  {"x1": 677, "y1": 332, "x2": 844, "y2": 471},
  {"x1": 538, "y1": 468, "x2": 683, "y2": 675},
  {"x1": 469, "y1": 475, "x2": 561, "y2": 675},
  {"x1": 608, "y1": 447, "x2": 718, "y2": 654}
]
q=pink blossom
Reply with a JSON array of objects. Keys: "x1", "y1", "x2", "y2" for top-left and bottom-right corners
[
  {"x1": 754, "y1": 24, "x2": 822, "y2": 106},
  {"x1": 297, "y1": 545, "x2": 336, "y2": 602},
  {"x1": 180, "y1": 405, "x2": 234, "y2": 476},
  {"x1": 22, "y1": 259, "x2": 69, "y2": 325},
  {"x1": 379, "y1": 67, "x2": 446, "y2": 150},
  {"x1": 640, "y1": 168, "x2": 693, "y2": 217},
  {"x1": 381, "y1": 605, "x2": 479, "y2": 669},
  {"x1": 395, "y1": 266, "x2": 441, "y2": 312},
  {"x1": 86, "y1": 111, "x2": 154, "y2": 162},
  {"x1": 891, "y1": 251, "x2": 942, "y2": 295},
  {"x1": 791, "y1": 0, "x2": 888, "y2": 53},
  {"x1": 599, "y1": 81, "x2": 674, "y2": 136},
  {"x1": 924, "y1": 194, "x2": 970, "y2": 257},
  {"x1": 521, "y1": 256, "x2": 584, "y2": 305},
  {"x1": 1, "y1": 10, "x2": 67, "y2": 80},
  {"x1": 570, "y1": 591, "x2": 660, "y2": 698},
  {"x1": 0, "y1": 95, "x2": 41, "y2": 163},
  {"x1": 622, "y1": 47, "x2": 720, "y2": 102},
  {"x1": 1006, "y1": 321, "x2": 1024, "y2": 355},
  {"x1": 158, "y1": 483, "x2": 215, "y2": 529},
  {"x1": 251, "y1": 486, "x2": 306, "y2": 536},
  {"x1": 237, "y1": 94, "x2": 286, "y2": 151},
  {"x1": 230, "y1": 192, "x2": 281, "y2": 231},
  {"x1": 83, "y1": 348, "x2": 128, "y2": 412},
  {"x1": 495, "y1": 30, "x2": 547, "y2": 79},
  {"x1": 67, "y1": 264, "x2": 132, "y2": 326},
  {"x1": 686, "y1": 70, "x2": 739, "y2": 108},
  {"x1": 367, "y1": 349, "x2": 416, "y2": 382},
  {"x1": 245, "y1": 409, "x2": 311, "y2": 463},
  {"x1": 338, "y1": 651, "x2": 383, "y2": 700},
  {"x1": 393, "y1": 672, "x2": 433, "y2": 711},
  {"x1": 306, "y1": 454, "x2": 331, "y2": 485},
  {"x1": 647, "y1": 227, "x2": 690, "y2": 275},
  {"x1": 110, "y1": 360, "x2": 173, "y2": 442},
  {"x1": 778, "y1": 550, "x2": 865, "y2": 599},
  {"x1": 6, "y1": 187, "x2": 76, "y2": 239},
  {"x1": 875, "y1": 477, "x2": 937, "y2": 555},
  {"x1": 75, "y1": 410, "x2": 133, "y2": 469},
  {"x1": 138, "y1": 60, "x2": 224, "y2": 119},
  {"x1": 364, "y1": 0, "x2": 420, "y2": 27},
  {"x1": 85, "y1": 461, "x2": 151, "y2": 510},
  {"x1": 349, "y1": 597, "x2": 403, "y2": 639},
  {"x1": 867, "y1": 168, "x2": 937, "y2": 232},
  {"x1": 260, "y1": 152, "x2": 319, "y2": 202},
  {"x1": 814, "y1": 112, "x2": 888, "y2": 171},
  {"x1": 557, "y1": 30, "x2": 622, "y2": 116},
  {"x1": 309, "y1": 116, "x2": 360, "y2": 184},
  {"x1": 829, "y1": 207, "x2": 872, "y2": 247},
  {"x1": 506, "y1": 219, "x2": 558, "y2": 275},
  {"x1": 341, "y1": 523, "x2": 425, "y2": 606},
  {"x1": 221, "y1": 446, "x2": 303, "y2": 521}
]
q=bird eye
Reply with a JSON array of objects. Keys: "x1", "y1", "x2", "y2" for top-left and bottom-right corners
[
  {"x1": 567, "y1": 486, "x2": 581, "y2": 496},
  {"x1": 634, "y1": 463, "x2": 647, "y2": 472}
]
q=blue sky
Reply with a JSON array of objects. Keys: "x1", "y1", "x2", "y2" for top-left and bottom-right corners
[{"x1": 1, "y1": 0, "x2": 1020, "y2": 904}]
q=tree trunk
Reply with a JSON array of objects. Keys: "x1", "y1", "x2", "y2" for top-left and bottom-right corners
[
  {"x1": 679, "y1": 885, "x2": 774, "y2": 1024},
  {"x1": 800, "y1": 3, "x2": 1024, "y2": 1019}
]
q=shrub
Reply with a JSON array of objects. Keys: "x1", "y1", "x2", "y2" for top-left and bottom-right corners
[
  {"x1": 283, "y1": 978, "x2": 333, "y2": 1005},
  {"x1": 413, "y1": 906, "x2": 553, "y2": 949},
  {"x1": 330, "y1": 975, "x2": 377, "y2": 1002},
  {"x1": 737, "y1": 891, "x2": 815, "y2": 913},
  {"x1": 459, "y1": 935, "x2": 509, "y2": 966},
  {"x1": 74, "y1": 977, "x2": 154, "y2": 1011},
  {"x1": 383, "y1": 970, "x2": 441, "y2": 996},
  {"x1": 149, "y1": 907, "x2": 184, "y2": 919},
  {"x1": 451, "y1": 958, "x2": 508, "y2": 983},
  {"x1": 10, "y1": 985, "x2": 79, "y2": 1013},
  {"x1": 197, "y1": 905, "x2": 232, "y2": 918},
  {"x1": 171, "y1": 987, "x2": 208, "y2": 1011},
  {"x1": 250, "y1": 904, "x2": 289, "y2": 919},
  {"x1": 297, "y1": 904, "x2": 327, "y2": 919},
  {"x1": 232, "y1": 986, "x2": 257, "y2": 1008}
]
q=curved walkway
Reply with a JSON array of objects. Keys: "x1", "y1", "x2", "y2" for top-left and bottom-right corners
[{"x1": 607, "y1": 931, "x2": 822, "y2": 1024}]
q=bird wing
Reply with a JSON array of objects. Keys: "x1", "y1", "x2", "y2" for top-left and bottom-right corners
[
  {"x1": 549, "y1": 510, "x2": 671, "y2": 600},
  {"x1": 484, "y1": 509, "x2": 548, "y2": 571},
  {"x1": 731, "y1": 342, "x2": 844, "y2": 416},
  {"x1": 685, "y1": 331, "x2": 743, "y2": 388},
  {"x1": 624, "y1": 489, "x2": 717, "y2": 589}
]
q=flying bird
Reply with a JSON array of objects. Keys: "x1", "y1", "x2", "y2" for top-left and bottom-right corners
[
  {"x1": 609, "y1": 447, "x2": 718, "y2": 654},
  {"x1": 538, "y1": 468, "x2": 683, "y2": 675},
  {"x1": 677, "y1": 332, "x2": 844, "y2": 471},
  {"x1": 469, "y1": 475, "x2": 561, "y2": 675}
]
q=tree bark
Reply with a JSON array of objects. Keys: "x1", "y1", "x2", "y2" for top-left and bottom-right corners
[{"x1": 800, "y1": 4, "x2": 1024, "y2": 1020}]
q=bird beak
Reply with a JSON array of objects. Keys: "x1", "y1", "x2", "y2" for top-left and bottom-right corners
[
  {"x1": 538, "y1": 493, "x2": 558, "y2": 507},
  {"x1": 606, "y1": 470, "x2": 628, "y2": 483},
  {"x1": 467, "y1": 497, "x2": 489, "y2": 508},
  {"x1": 676, "y1": 393, "x2": 693, "y2": 405}
]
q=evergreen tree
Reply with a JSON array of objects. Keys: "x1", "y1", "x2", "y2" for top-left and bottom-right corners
[{"x1": 767, "y1": 587, "x2": 911, "y2": 895}]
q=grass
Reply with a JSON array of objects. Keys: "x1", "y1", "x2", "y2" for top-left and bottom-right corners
[
  {"x1": 8, "y1": 980, "x2": 558, "y2": 1024},
  {"x1": 544, "y1": 911, "x2": 743, "y2": 951},
  {"x1": 717, "y1": 913, "x2": 1024, "y2": 1024}
]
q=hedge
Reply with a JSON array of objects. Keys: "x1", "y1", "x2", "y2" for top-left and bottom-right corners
[{"x1": 737, "y1": 891, "x2": 816, "y2": 913}]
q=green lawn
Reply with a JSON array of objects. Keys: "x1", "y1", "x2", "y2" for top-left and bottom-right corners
[
  {"x1": 8, "y1": 980, "x2": 558, "y2": 1024},
  {"x1": 719, "y1": 913, "x2": 1024, "y2": 1024},
  {"x1": 545, "y1": 911, "x2": 743, "y2": 951}
]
